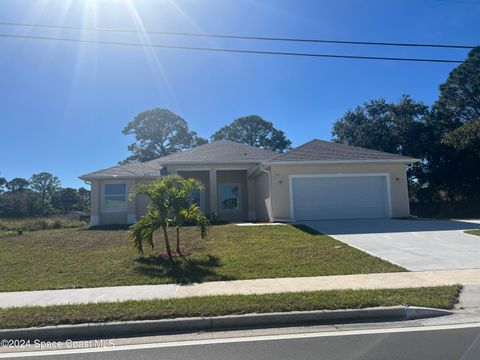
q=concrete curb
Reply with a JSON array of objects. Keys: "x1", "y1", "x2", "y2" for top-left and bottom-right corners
[{"x1": 0, "y1": 306, "x2": 452, "y2": 341}]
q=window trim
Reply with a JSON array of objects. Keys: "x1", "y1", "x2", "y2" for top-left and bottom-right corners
[
  {"x1": 218, "y1": 182, "x2": 241, "y2": 212},
  {"x1": 103, "y1": 183, "x2": 127, "y2": 213}
]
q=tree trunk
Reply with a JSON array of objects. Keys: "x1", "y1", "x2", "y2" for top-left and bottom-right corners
[
  {"x1": 176, "y1": 226, "x2": 182, "y2": 256},
  {"x1": 162, "y1": 226, "x2": 173, "y2": 261},
  {"x1": 41, "y1": 191, "x2": 46, "y2": 215}
]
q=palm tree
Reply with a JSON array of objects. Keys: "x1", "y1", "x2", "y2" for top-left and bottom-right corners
[
  {"x1": 129, "y1": 175, "x2": 208, "y2": 260},
  {"x1": 171, "y1": 196, "x2": 209, "y2": 255}
]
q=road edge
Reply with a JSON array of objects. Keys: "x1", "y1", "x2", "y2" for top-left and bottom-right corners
[{"x1": 0, "y1": 306, "x2": 452, "y2": 341}]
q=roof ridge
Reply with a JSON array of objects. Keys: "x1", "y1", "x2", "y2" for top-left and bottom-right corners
[
  {"x1": 270, "y1": 139, "x2": 319, "y2": 161},
  {"x1": 143, "y1": 141, "x2": 215, "y2": 165},
  {"x1": 267, "y1": 139, "x2": 417, "y2": 163},
  {"x1": 324, "y1": 140, "x2": 412, "y2": 159},
  {"x1": 145, "y1": 139, "x2": 278, "y2": 165}
]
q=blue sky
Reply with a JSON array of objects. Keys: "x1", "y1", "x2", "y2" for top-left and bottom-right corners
[{"x1": 0, "y1": 0, "x2": 479, "y2": 188}]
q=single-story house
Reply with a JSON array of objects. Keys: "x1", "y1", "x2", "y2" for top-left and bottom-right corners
[{"x1": 79, "y1": 139, "x2": 418, "y2": 226}]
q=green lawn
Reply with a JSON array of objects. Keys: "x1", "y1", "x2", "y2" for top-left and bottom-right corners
[
  {"x1": 465, "y1": 230, "x2": 480, "y2": 236},
  {"x1": 0, "y1": 229, "x2": 15, "y2": 237},
  {"x1": 0, "y1": 224, "x2": 405, "y2": 292},
  {"x1": 0, "y1": 286, "x2": 460, "y2": 329}
]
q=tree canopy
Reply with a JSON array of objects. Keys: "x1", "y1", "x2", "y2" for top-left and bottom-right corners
[
  {"x1": 332, "y1": 46, "x2": 480, "y2": 205},
  {"x1": 6, "y1": 178, "x2": 30, "y2": 192},
  {"x1": 433, "y1": 46, "x2": 480, "y2": 126},
  {"x1": 29, "y1": 172, "x2": 61, "y2": 215},
  {"x1": 0, "y1": 174, "x2": 89, "y2": 217},
  {"x1": 332, "y1": 95, "x2": 428, "y2": 158},
  {"x1": 443, "y1": 118, "x2": 480, "y2": 154},
  {"x1": 0, "y1": 177, "x2": 7, "y2": 193},
  {"x1": 121, "y1": 108, "x2": 208, "y2": 164},
  {"x1": 211, "y1": 115, "x2": 292, "y2": 152}
]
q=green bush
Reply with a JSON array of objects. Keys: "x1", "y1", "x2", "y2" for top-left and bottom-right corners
[
  {"x1": 34, "y1": 219, "x2": 49, "y2": 230},
  {"x1": 52, "y1": 219, "x2": 63, "y2": 229}
]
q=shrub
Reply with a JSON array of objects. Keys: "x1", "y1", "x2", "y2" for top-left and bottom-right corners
[
  {"x1": 34, "y1": 219, "x2": 49, "y2": 230},
  {"x1": 52, "y1": 219, "x2": 63, "y2": 229}
]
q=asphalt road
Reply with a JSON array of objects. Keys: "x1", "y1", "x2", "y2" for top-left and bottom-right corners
[{"x1": 3, "y1": 324, "x2": 480, "y2": 360}]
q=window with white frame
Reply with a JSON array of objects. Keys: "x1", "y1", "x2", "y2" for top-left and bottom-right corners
[
  {"x1": 104, "y1": 184, "x2": 127, "y2": 211},
  {"x1": 219, "y1": 183, "x2": 240, "y2": 211}
]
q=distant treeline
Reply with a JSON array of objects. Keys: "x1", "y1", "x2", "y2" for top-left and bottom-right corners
[{"x1": 0, "y1": 172, "x2": 89, "y2": 217}]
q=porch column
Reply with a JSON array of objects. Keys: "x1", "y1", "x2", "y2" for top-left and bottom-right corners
[
  {"x1": 209, "y1": 168, "x2": 218, "y2": 218},
  {"x1": 247, "y1": 178, "x2": 256, "y2": 221}
]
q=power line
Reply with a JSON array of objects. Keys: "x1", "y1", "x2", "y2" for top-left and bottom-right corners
[
  {"x1": 0, "y1": 33, "x2": 465, "y2": 63},
  {"x1": 0, "y1": 21, "x2": 475, "y2": 50},
  {"x1": 432, "y1": 0, "x2": 480, "y2": 4}
]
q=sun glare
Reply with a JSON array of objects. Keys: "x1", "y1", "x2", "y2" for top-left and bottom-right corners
[{"x1": 122, "y1": 0, "x2": 179, "y2": 107}]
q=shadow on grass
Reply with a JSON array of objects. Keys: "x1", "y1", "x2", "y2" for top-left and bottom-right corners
[
  {"x1": 292, "y1": 224, "x2": 324, "y2": 235},
  {"x1": 134, "y1": 255, "x2": 235, "y2": 284}
]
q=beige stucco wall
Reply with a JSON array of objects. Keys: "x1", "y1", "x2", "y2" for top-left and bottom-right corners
[
  {"x1": 89, "y1": 179, "x2": 100, "y2": 225},
  {"x1": 90, "y1": 178, "x2": 158, "y2": 226},
  {"x1": 135, "y1": 179, "x2": 155, "y2": 219},
  {"x1": 269, "y1": 163, "x2": 411, "y2": 220},
  {"x1": 177, "y1": 170, "x2": 211, "y2": 215},
  {"x1": 254, "y1": 171, "x2": 272, "y2": 222}
]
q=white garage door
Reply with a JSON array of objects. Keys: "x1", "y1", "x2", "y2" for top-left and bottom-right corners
[{"x1": 291, "y1": 175, "x2": 390, "y2": 220}]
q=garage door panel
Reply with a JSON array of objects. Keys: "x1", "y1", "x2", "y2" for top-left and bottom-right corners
[{"x1": 292, "y1": 176, "x2": 389, "y2": 220}]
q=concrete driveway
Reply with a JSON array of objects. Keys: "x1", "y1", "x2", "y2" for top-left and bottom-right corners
[{"x1": 303, "y1": 219, "x2": 480, "y2": 271}]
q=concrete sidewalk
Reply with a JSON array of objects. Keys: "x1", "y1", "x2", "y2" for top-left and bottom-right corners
[{"x1": 1, "y1": 269, "x2": 480, "y2": 308}]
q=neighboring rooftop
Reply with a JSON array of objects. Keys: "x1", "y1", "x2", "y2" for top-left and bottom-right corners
[{"x1": 268, "y1": 139, "x2": 417, "y2": 163}]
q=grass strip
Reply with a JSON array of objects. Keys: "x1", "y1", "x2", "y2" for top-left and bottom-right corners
[
  {"x1": 0, "y1": 286, "x2": 461, "y2": 329},
  {"x1": 465, "y1": 230, "x2": 480, "y2": 236}
]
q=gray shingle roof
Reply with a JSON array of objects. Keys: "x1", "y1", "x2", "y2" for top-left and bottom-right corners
[
  {"x1": 146, "y1": 140, "x2": 279, "y2": 165},
  {"x1": 80, "y1": 139, "x2": 417, "y2": 180},
  {"x1": 79, "y1": 162, "x2": 160, "y2": 180},
  {"x1": 268, "y1": 139, "x2": 417, "y2": 162},
  {"x1": 79, "y1": 141, "x2": 278, "y2": 179}
]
